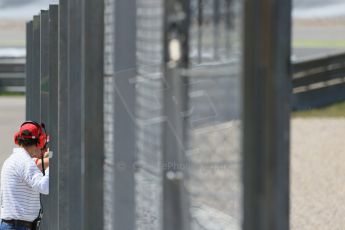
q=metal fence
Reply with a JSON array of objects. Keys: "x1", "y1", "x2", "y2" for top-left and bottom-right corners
[
  {"x1": 25, "y1": 0, "x2": 291, "y2": 229},
  {"x1": 185, "y1": 0, "x2": 242, "y2": 229},
  {"x1": 292, "y1": 52, "x2": 345, "y2": 110},
  {"x1": 26, "y1": 2, "x2": 104, "y2": 230}
]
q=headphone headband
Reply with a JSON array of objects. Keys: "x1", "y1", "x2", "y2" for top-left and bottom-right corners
[{"x1": 21, "y1": 121, "x2": 42, "y2": 129}]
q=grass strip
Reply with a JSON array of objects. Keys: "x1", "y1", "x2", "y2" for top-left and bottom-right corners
[
  {"x1": 292, "y1": 101, "x2": 345, "y2": 118},
  {"x1": 293, "y1": 40, "x2": 345, "y2": 48},
  {"x1": 0, "y1": 92, "x2": 25, "y2": 96}
]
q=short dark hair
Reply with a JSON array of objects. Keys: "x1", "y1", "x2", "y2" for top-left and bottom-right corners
[{"x1": 18, "y1": 130, "x2": 38, "y2": 147}]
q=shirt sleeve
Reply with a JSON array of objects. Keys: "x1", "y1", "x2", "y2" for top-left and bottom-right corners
[{"x1": 22, "y1": 159, "x2": 49, "y2": 195}]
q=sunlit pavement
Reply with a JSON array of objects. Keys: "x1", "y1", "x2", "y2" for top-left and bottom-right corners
[{"x1": 0, "y1": 96, "x2": 25, "y2": 171}]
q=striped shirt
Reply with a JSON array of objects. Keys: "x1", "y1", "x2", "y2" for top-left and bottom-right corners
[{"x1": 0, "y1": 148, "x2": 49, "y2": 222}]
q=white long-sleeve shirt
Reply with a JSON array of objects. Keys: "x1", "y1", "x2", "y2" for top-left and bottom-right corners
[{"x1": 0, "y1": 148, "x2": 49, "y2": 221}]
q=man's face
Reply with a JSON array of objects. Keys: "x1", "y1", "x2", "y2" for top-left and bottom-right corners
[{"x1": 30, "y1": 145, "x2": 42, "y2": 158}]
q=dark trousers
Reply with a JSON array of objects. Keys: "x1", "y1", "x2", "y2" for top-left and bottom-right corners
[{"x1": 0, "y1": 221, "x2": 31, "y2": 230}]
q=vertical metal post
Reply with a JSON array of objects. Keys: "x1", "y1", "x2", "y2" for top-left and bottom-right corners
[
  {"x1": 162, "y1": 0, "x2": 191, "y2": 230},
  {"x1": 32, "y1": 15, "x2": 41, "y2": 122},
  {"x1": 40, "y1": 10, "x2": 50, "y2": 125},
  {"x1": 58, "y1": 0, "x2": 70, "y2": 229},
  {"x1": 81, "y1": 0, "x2": 104, "y2": 229},
  {"x1": 112, "y1": 0, "x2": 136, "y2": 228},
  {"x1": 213, "y1": 0, "x2": 220, "y2": 59},
  {"x1": 242, "y1": 0, "x2": 291, "y2": 229},
  {"x1": 39, "y1": 10, "x2": 50, "y2": 230},
  {"x1": 197, "y1": 0, "x2": 203, "y2": 63},
  {"x1": 225, "y1": 0, "x2": 232, "y2": 54},
  {"x1": 26, "y1": 21, "x2": 33, "y2": 120},
  {"x1": 48, "y1": 5, "x2": 59, "y2": 230},
  {"x1": 67, "y1": 0, "x2": 83, "y2": 228}
]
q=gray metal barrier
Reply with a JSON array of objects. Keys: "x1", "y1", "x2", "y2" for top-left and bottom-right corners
[
  {"x1": 292, "y1": 53, "x2": 345, "y2": 110},
  {"x1": 25, "y1": 0, "x2": 291, "y2": 229},
  {"x1": 26, "y1": 1, "x2": 104, "y2": 229}
]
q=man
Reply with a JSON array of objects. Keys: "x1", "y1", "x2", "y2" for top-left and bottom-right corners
[{"x1": 0, "y1": 121, "x2": 49, "y2": 230}]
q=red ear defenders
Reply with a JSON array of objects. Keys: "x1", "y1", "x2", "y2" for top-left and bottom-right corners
[{"x1": 14, "y1": 121, "x2": 49, "y2": 149}]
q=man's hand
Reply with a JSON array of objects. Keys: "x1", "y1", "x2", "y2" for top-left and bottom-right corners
[{"x1": 40, "y1": 147, "x2": 49, "y2": 158}]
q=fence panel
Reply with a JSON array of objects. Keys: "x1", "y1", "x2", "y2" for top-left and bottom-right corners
[
  {"x1": 185, "y1": 0, "x2": 243, "y2": 229},
  {"x1": 48, "y1": 5, "x2": 59, "y2": 230},
  {"x1": 39, "y1": 10, "x2": 50, "y2": 230},
  {"x1": 242, "y1": 0, "x2": 291, "y2": 229},
  {"x1": 31, "y1": 15, "x2": 41, "y2": 121},
  {"x1": 82, "y1": 0, "x2": 104, "y2": 229},
  {"x1": 162, "y1": 0, "x2": 191, "y2": 229},
  {"x1": 135, "y1": 0, "x2": 165, "y2": 229},
  {"x1": 67, "y1": 0, "x2": 83, "y2": 228},
  {"x1": 112, "y1": 0, "x2": 136, "y2": 229},
  {"x1": 40, "y1": 10, "x2": 49, "y2": 125},
  {"x1": 26, "y1": 22, "x2": 33, "y2": 118},
  {"x1": 57, "y1": 0, "x2": 70, "y2": 229},
  {"x1": 103, "y1": 0, "x2": 115, "y2": 228}
]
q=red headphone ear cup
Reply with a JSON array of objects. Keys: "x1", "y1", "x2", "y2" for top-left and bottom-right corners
[
  {"x1": 38, "y1": 134, "x2": 47, "y2": 149},
  {"x1": 14, "y1": 132, "x2": 20, "y2": 145}
]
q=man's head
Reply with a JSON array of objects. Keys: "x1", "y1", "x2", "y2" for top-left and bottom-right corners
[{"x1": 14, "y1": 121, "x2": 48, "y2": 157}]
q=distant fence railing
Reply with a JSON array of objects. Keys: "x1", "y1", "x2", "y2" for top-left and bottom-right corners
[
  {"x1": 0, "y1": 58, "x2": 25, "y2": 93},
  {"x1": 292, "y1": 53, "x2": 345, "y2": 110}
]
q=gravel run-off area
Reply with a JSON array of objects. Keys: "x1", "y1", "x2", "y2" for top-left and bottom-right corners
[
  {"x1": 291, "y1": 118, "x2": 345, "y2": 230},
  {"x1": 187, "y1": 118, "x2": 345, "y2": 230}
]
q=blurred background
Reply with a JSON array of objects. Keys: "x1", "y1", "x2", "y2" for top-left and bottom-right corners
[
  {"x1": 292, "y1": 0, "x2": 345, "y2": 61},
  {"x1": 0, "y1": 0, "x2": 57, "y2": 58},
  {"x1": 1, "y1": 0, "x2": 345, "y2": 60}
]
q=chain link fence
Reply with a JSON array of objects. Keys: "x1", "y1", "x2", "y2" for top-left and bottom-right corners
[
  {"x1": 135, "y1": 0, "x2": 164, "y2": 229},
  {"x1": 186, "y1": 1, "x2": 243, "y2": 229},
  {"x1": 104, "y1": 0, "x2": 115, "y2": 229},
  {"x1": 25, "y1": 0, "x2": 248, "y2": 229}
]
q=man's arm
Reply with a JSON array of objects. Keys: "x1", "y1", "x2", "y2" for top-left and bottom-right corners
[
  {"x1": 34, "y1": 157, "x2": 50, "y2": 172},
  {"x1": 23, "y1": 160, "x2": 49, "y2": 195}
]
